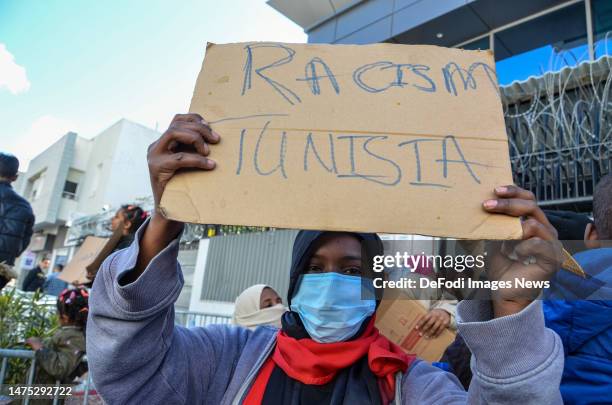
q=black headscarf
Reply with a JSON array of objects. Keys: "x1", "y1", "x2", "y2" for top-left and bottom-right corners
[
  {"x1": 262, "y1": 230, "x2": 386, "y2": 405},
  {"x1": 281, "y1": 230, "x2": 383, "y2": 339},
  {"x1": 286, "y1": 230, "x2": 384, "y2": 306},
  {"x1": 544, "y1": 210, "x2": 593, "y2": 254}
]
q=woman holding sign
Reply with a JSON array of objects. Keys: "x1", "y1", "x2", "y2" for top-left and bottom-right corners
[{"x1": 87, "y1": 114, "x2": 564, "y2": 404}]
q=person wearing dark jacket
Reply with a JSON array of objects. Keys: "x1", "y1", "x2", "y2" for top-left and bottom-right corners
[
  {"x1": 544, "y1": 174, "x2": 612, "y2": 405},
  {"x1": 23, "y1": 257, "x2": 50, "y2": 292},
  {"x1": 0, "y1": 152, "x2": 35, "y2": 290}
]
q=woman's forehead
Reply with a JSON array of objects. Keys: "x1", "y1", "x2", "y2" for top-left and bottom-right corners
[
  {"x1": 311, "y1": 233, "x2": 362, "y2": 257},
  {"x1": 261, "y1": 287, "x2": 279, "y2": 299}
]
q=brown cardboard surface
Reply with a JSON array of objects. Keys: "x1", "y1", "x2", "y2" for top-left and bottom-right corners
[
  {"x1": 375, "y1": 295, "x2": 456, "y2": 362},
  {"x1": 160, "y1": 42, "x2": 522, "y2": 239},
  {"x1": 86, "y1": 226, "x2": 124, "y2": 278},
  {"x1": 561, "y1": 248, "x2": 586, "y2": 278},
  {"x1": 58, "y1": 236, "x2": 109, "y2": 284}
]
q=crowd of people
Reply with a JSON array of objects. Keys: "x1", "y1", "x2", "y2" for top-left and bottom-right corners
[
  {"x1": 0, "y1": 152, "x2": 151, "y2": 401},
  {"x1": 1, "y1": 109, "x2": 610, "y2": 405}
]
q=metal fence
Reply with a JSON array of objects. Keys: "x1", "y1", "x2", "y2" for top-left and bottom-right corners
[
  {"x1": 174, "y1": 310, "x2": 232, "y2": 328},
  {"x1": 0, "y1": 349, "x2": 94, "y2": 405},
  {"x1": 34, "y1": 306, "x2": 232, "y2": 328},
  {"x1": 511, "y1": 141, "x2": 612, "y2": 207},
  {"x1": 0, "y1": 310, "x2": 230, "y2": 404},
  {"x1": 502, "y1": 56, "x2": 612, "y2": 210}
]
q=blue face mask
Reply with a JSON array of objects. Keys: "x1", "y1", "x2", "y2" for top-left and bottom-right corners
[{"x1": 290, "y1": 272, "x2": 376, "y2": 343}]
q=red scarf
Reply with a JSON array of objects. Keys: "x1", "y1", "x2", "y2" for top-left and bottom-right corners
[{"x1": 244, "y1": 318, "x2": 414, "y2": 404}]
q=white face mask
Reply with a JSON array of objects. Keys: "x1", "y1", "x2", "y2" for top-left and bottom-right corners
[{"x1": 233, "y1": 303, "x2": 287, "y2": 330}]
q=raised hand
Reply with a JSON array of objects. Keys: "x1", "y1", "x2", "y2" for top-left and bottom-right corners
[
  {"x1": 129, "y1": 113, "x2": 220, "y2": 280},
  {"x1": 148, "y1": 113, "x2": 219, "y2": 208},
  {"x1": 482, "y1": 185, "x2": 563, "y2": 317}
]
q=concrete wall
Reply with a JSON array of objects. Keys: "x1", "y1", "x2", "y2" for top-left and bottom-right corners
[
  {"x1": 57, "y1": 196, "x2": 78, "y2": 224},
  {"x1": 72, "y1": 136, "x2": 93, "y2": 172},
  {"x1": 75, "y1": 119, "x2": 158, "y2": 214},
  {"x1": 105, "y1": 120, "x2": 158, "y2": 208},
  {"x1": 76, "y1": 121, "x2": 122, "y2": 214},
  {"x1": 22, "y1": 132, "x2": 77, "y2": 228},
  {"x1": 13, "y1": 172, "x2": 26, "y2": 196}
]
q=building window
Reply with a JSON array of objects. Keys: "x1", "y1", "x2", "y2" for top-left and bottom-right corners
[
  {"x1": 63, "y1": 168, "x2": 83, "y2": 200},
  {"x1": 494, "y1": 2, "x2": 589, "y2": 85},
  {"x1": 28, "y1": 171, "x2": 45, "y2": 200},
  {"x1": 62, "y1": 180, "x2": 78, "y2": 200},
  {"x1": 592, "y1": 0, "x2": 612, "y2": 58}
]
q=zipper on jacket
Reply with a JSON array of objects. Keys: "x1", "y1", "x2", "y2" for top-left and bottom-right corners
[
  {"x1": 231, "y1": 333, "x2": 277, "y2": 405},
  {"x1": 232, "y1": 341, "x2": 403, "y2": 405},
  {"x1": 393, "y1": 371, "x2": 403, "y2": 404}
]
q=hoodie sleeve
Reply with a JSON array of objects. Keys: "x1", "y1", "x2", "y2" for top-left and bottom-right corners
[
  {"x1": 86, "y1": 220, "x2": 251, "y2": 405},
  {"x1": 401, "y1": 299, "x2": 564, "y2": 404}
]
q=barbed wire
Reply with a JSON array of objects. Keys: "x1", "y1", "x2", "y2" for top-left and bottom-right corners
[{"x1": 502, "y1": 40, "x2": 612, "y2": 204}]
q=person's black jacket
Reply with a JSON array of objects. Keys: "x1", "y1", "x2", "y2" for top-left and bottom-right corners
[
  {"x1": 22, "y1": 265, "x2": 45, "y2": 292},
  {"x1": 0, "y1": 182, "x2": 34, "y2": 265}
]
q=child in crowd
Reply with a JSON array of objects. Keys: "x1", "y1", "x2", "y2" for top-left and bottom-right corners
[
  {"x1": 26, "y1": 288, "x2": 89, "y2": 385},
  {"x1": 386, "y1": 257, "x2": 457, "y2": 339}
]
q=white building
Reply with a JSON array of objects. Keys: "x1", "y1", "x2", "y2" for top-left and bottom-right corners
[{"x1": 15, "y1": 119, "x2": 160, "y2": 272}]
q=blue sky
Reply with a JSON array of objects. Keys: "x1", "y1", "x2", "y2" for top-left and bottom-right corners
[
  {"x1": 496, "y1": 43, "x2": 594, "y2": 85},
  {"x1": 0, "y1": 0, "x2": 306, "y2": 168}
]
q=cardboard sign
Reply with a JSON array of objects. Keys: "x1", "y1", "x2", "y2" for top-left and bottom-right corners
[
  {"x1": 58, "y1": 236, "x2": 109, "y2": 284},
  {"x1": 160, "y1": 42, "x2": 522, "y2": 239},
  {"x1": 375, "y1": 295, "x2": 456, "y2": 362},
  {"x1": 86, "y1": 226, "x2": 124, "y2": 278}
]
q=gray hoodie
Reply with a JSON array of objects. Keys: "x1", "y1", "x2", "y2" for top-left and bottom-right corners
[{"x1": 86, "y1": 224, "x2": 564, "y2": 404}]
